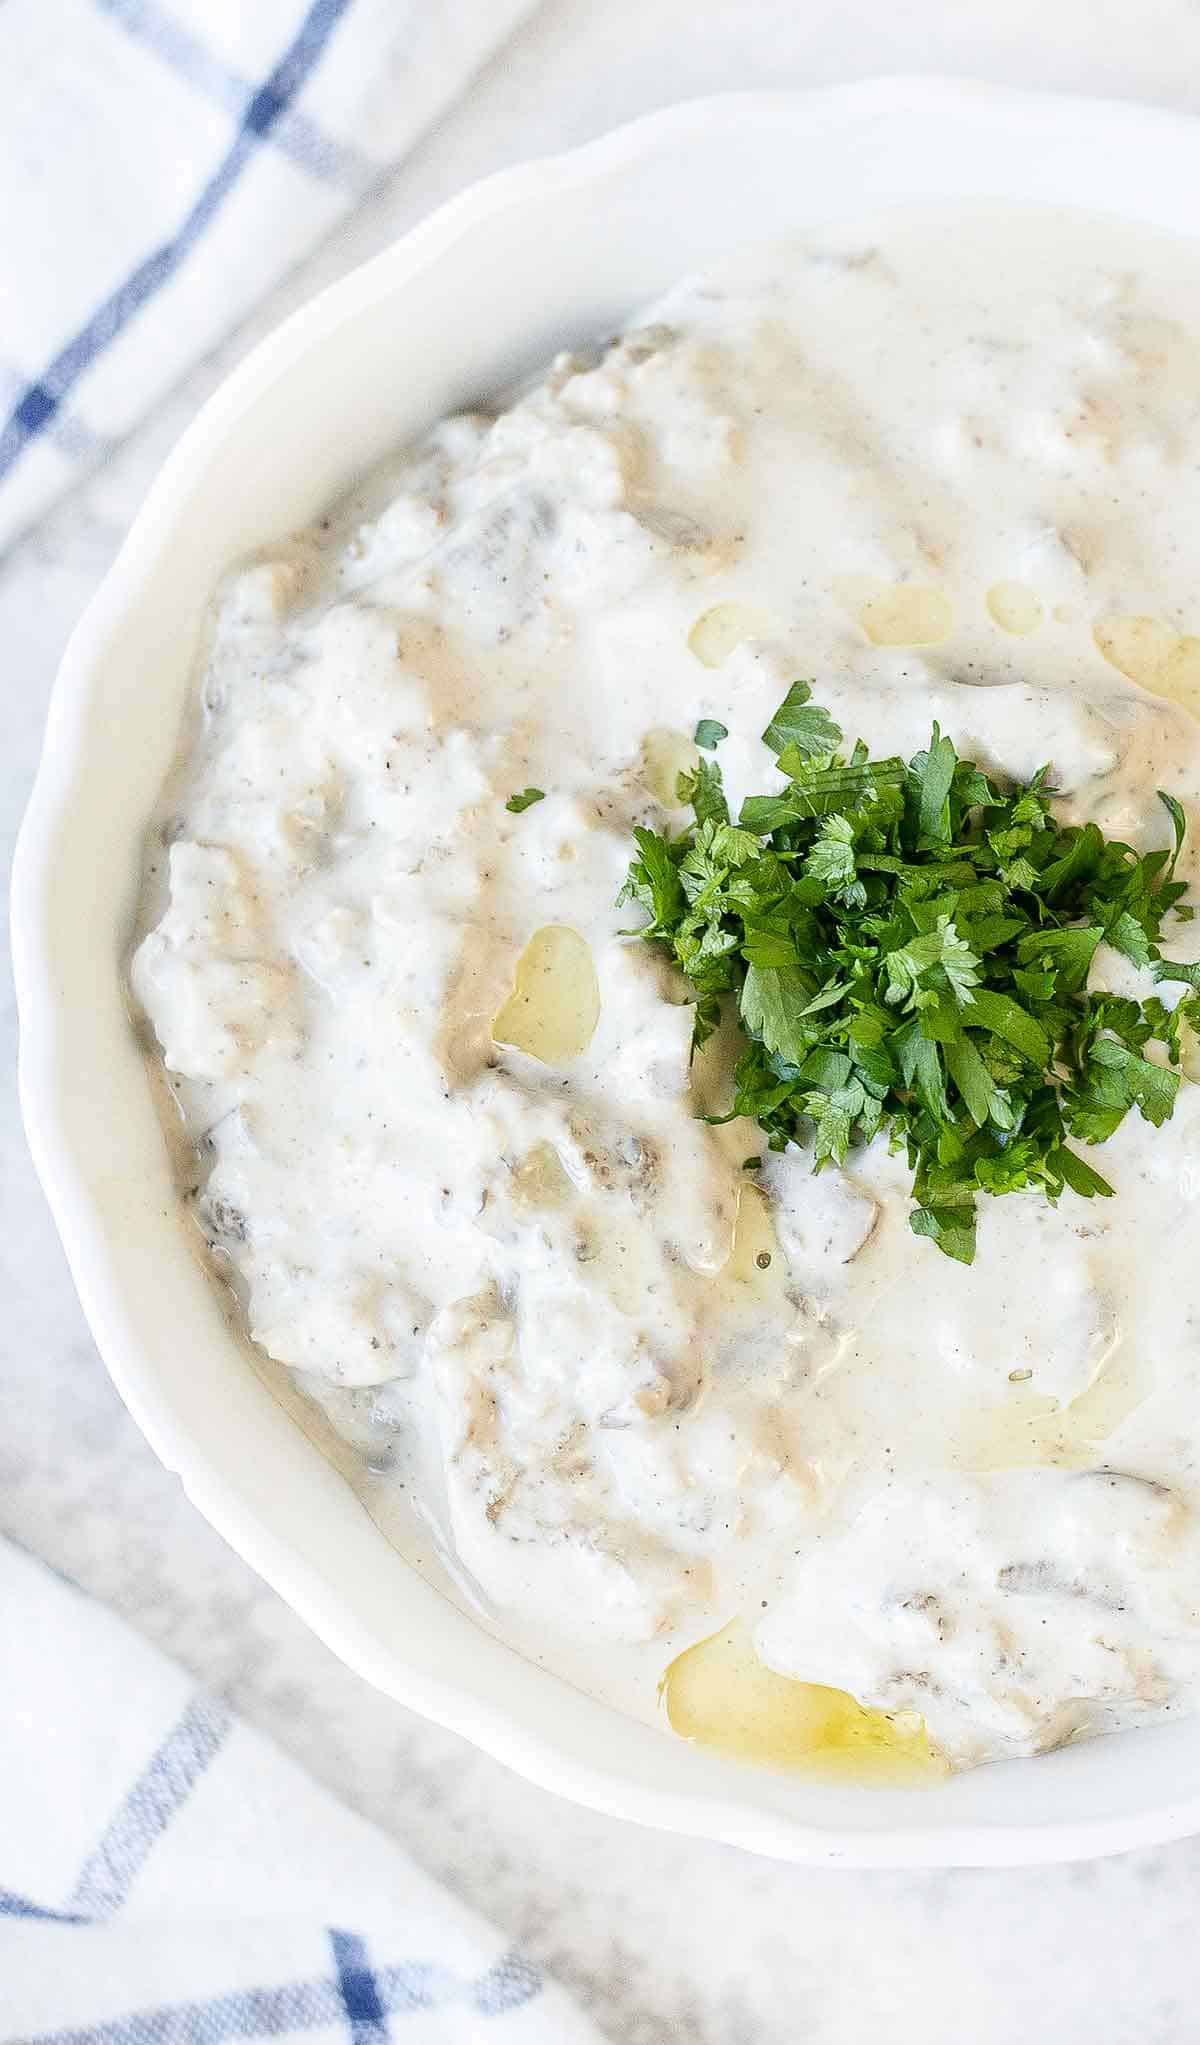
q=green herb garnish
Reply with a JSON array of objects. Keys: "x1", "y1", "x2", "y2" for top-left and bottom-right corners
[
  {"x1": 506, "y1": 787, "x2": 546, "y2": 813},
  {"x1": 619, "y1": 686, "x2": 1199, "y2": 1263},
  {"x1": 694, "y1": 718, "x2": 729, "y2": 751}
]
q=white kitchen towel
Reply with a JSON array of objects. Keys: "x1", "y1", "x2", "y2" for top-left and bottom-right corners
[
  {"x1": 0, "y1": 1539, "x2": 603, "y2": 2044},
  {"x1": 0, "y1": 0, "x2": 540, "y2": 553}
]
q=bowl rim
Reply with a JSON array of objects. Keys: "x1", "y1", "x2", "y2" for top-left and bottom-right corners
[{"x1": 16, "y1": 76, "x2": 1200, "y2": 1867}]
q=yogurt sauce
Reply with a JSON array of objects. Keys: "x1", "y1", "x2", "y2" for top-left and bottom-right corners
[{"x1": 133, "y1": 207, "x2": 1200, "y2": 1772}]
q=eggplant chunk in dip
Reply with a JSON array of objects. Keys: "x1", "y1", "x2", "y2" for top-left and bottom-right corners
[{"x1": 133, "y1": 207, "x2": 1200, "y2": 1773}]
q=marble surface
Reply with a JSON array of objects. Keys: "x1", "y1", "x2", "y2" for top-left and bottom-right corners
[{"x1": 8, "y1": 8, "x2": 1200, "y2": 2039}]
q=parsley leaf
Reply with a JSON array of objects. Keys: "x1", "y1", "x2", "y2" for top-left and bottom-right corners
[
  {"x1": 740, "y1": 961, "x2": 815, "y2": 1065},
  {"x1": 617, "y1": 826, "x2": 685, "y2": 933},
  {"x1": 910, "y1": 1200, "x2": 977, "y2": 1266},
  {"x1": 690, "y1": 993, "x2": 722, "y2": 1061},
  {"x1": 910, "y1": 723, "x2": 958, "y2": 846},
  {"x1": 694, "y1": 718, "x2": 729, "y2": 750},
  {"x1": 1065, "y1": 1035, "x2": 1179, "y2": 1141},
  {"x1": 1055, "y1": 1146, "x2": 1116, "y2": 1199},
  {"x1": 1159, "y1": 790, "x2": 1187, "y2": 877},
  {"x1": 505, "y1": 787, "x2": 545, "y2": 813},
  {"x1": 806, "y1": 1080, "x2": 868, "y2": 1168},
  {"x1": 962, "y1": 989, "x2": 1050, "y2": 1064},
  {"x1": 1106, "y1": 910, "x2": 1155, "y2": 970},
  {"x1": 677, "y1": 755, "x2": 730, "y2": 827},
  {"x1": 761, "y1": 681, "x2": 843, "y2": 761},
  {"x1": 1156, "y1": 956, "x2": 1200, "y2": 991},
  {"x1": 883, "y1": 916, "x2": 982, "y2": 1012}
]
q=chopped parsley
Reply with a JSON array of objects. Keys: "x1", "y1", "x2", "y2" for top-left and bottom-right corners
[
  {"x1": 694, "y1": 718, "x2": 729, "y2": 751},
  {"x1": 505, "y1": 787, "x2": 546, "y2": 813},
  {"x1": 619, "y1": 683, "x2": 1200, "y2": 1263}
]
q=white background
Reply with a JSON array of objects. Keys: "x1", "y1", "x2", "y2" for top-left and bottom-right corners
[{"x1": 6, "y1": 7, "x2": 1200, "y2": 2039}]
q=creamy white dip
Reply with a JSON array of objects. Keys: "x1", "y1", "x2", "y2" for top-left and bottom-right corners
[{"x1": 133, "y1": 207, "x2": 1200, "y2": 1772}]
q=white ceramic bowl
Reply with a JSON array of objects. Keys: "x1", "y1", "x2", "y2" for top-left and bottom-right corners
[{"x1": 16, "y1": 79, "x2": 1200, "y2": 1866}]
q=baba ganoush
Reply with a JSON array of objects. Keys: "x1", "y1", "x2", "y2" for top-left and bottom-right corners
[{"x1": 133, "y1": 207, "x2": 1200, "y2": 1776}]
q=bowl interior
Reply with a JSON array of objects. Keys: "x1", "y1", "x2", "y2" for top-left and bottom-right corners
[{"x1": 17, "y1": 81, "x2": 1200, "y2": 1863}]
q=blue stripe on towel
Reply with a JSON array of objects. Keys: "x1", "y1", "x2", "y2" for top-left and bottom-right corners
[
  {"x1": 15, "y1": 1951, "x2": 545, "y2": 2044},
  {"x1": 0, "y1": 0, "x2": 355, "y2": 486},
  {"x1": 18, "y1": 1975, "x2": 347, "y2": 2045},
  {"x1": 0, "y1": 359, "x2": 109, "y2": 461},
  {"x1": 472, "y1": 1950, "x2": 546, "y2": 2015},
  {"x1": 330, "y1": 1929, "x2": 389, "y2": 2043},
  {"x1": 372, "y1": 1962, "x2": 454, "y2": 2014},
  {"x1": 0, "y1": 1887, "x2": 87, "y2": 1924},
  {"x1": 68, "y1": 1694, "x2": 233, "y2": 1918},
  {"x1": 96, "y1": 0, "x2": 374, "y2": 187}
]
